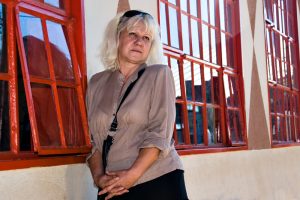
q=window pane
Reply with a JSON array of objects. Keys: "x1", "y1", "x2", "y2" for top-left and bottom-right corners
[
  {"x1": 159, "y1": 2, "x2": 168, "y2": 45},
  {"x1": 183, "y1": 60, "x2": 192, "y2": 101},
  {"x1": 181, "y1": 14, "x2": 190, "y2": 54},
  {"x1": 202, "y1": 24, "x2": 209, "y2": 61},
  {"x1": 194, "y1": 63, "x2": 202, "y2": 102},
  {"x1": 187, "y1": 104, "x2": 194, "y2": 143},
  {"x1": 0, "y1": 4, "x2": 7, "y2": 73},
  {"x1": 18, "y1": 63, "x2": 32, "y2": 151},
  {"x1": 269, "y1": 87, "x2": 275, "y2": 113},
  {"x1": 209, "y1": 0, "x2": 215, "y2": 26},
  {"x1": 170, "y1": 58, "x2": 182, "y2": 99},
  {"x1": 211, "y1": 29, "x2": 217, "y2": 64},
  {"x1": 175, "y1": 103, "x2": 185, "y2": 144},
  {"x1": 207, "y1": 107, "x2": 221, "y2": 144},
  {"x1": 44, "y1": 0, "x2": 65, "y2": 9},
  {"x1": 169, "y1": 7, "x2": 179, "y2": 48},
  {"x1": 0, "y1": 80, "x2": 9, "y2": 151},
  {"x1": 221, "y1": 33, "x2": 227, "y2": 66},
  {"x1": 227, "y1": 110, "x2": 243, "y2": 143},
  {"x1": 227, "y1": 37, "x2": 234, "y2": 67},
  {"x1": 219, "y1": 0, "x2": 225, "y2": 31},
  {"x1": 19, "y1": 12, "x2": 50, "y2": 78},
  {"x1": 46, "y1": 21, "x2": 74, "y2": 82},
  {"x1": 31, "y1": 83, "x2": 61, "y2": 147},
  {"x1": 195, "y1": 106, "x2": 204, "y2": 144},
  {"x1": 226, "y1": 4, "x2": 233, "y2": 33},
  {"x1": 201, "y1": 0, "x2": 208, "y2": 22},
  {"x1": 204, "y1": 67, "x2": 212, "y2": 103},
  {"x1": 168, "y1": 0, "x2": 176, "y2": 5},
  {"x1": 191, "y1": 19, "x2": 200, "y2": 57},
  {"x1": 180, "y1": 0, "x2": 187, "y2": 12},
  {"x1": 57, "y1": 87, "x2": 84, "y2": 146},
  {"x1": 190, "y1": 0, "x2": 198, "y2": 16}
]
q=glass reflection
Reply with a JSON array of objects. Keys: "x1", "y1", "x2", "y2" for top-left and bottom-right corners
[
  {"x1": 46, "y1": 20, "x2": 74, "y2": 82},
  {"x1": 58, "y1": 87, "x2": 84, "y2": 146},
  {"x1": 191, "y1": 19, "x2": 200, "y2": 58},
  {"x1": 211, "y1": 29, "x2": 217, "y2": 64},
  {"x1": 0, "y1": 80, "x2": 10, "y2": 151},
  {"x1": 190, "y1": 0, "x2": 198, "y2": 16},
  {"x1": 31, "y1": 83, "x2": 61, "y2": 146},
  {"x1": 168, "y1": 0, "x2": 176, "y2": 5},
  {"x1": 170, "y1": 58, "x2": 182, "y2": 99},
  {"x1": 175, "y1": 103, "x2": 185, "y2": 144},
  {"x1": 194, "y1": 63, "x2": 202, "y2": 102},
  {"x1": 209, "y1": 1, "x2": 215, "y2": 26},
  {"x1": 181, "y1": 14, "x2": 190, "y2": 54},
  {"x1": 228, "y1": 110, "x2": 237, "y2": 142},
  {"x1": 169, "y1": 7, "x2": 179, "y2": 48},
  {"x1": 187, "y1": 104, "x2": 194, "y2": 143},
  {"x1": 221, "y1": 33, "x2": 227, "y2": 66},
  {"x1": 180, "y1": 0, "x2": 187, "y2": 12},
  {"x1": 201, "y1": 0, "x2": 208, "y2": 21},
  {"x1": 207, "y1": 107, "x2": 221, "y2": 144},
  {"x1": 0, "y1": 4, "x2": 7, "y2": 73},
  {"x1": 44, "y1": 0, "x2": 64, "y2": 9},
  {"x1": 18, "y1": 61, "x2": 32, "y2": 151},
  {"x1": 195, "y1": 106, "x2": 204, "y2": 144},
  {"x1": 160, "y1": 2, "x2": 168, "y2": 45},
  {"x1": 202, "y1": 24, "x2": 209, "y2": 61},
  {"x1": 19, "y1": 12, "x2": 50, "y2": 78},
  {"x1": 204, "y1": 67, "x2": 212, "y2": 103},
  {"x1": 183, "y1": 60, "x2": 192, "y2": 101},
  {"x1": 219, "y1": 0, "x2": 225, "y2": 31}
]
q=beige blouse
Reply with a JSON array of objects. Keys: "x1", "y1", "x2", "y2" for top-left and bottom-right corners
[{"x1": 86, "y1": 63, "x2": 183, "y2": 185}]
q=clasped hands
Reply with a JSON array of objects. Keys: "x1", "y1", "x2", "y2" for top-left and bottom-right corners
[{"x1": 97, "y1": 169, "x2": 139, "y2": 200}]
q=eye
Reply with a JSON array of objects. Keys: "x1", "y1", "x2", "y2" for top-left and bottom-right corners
[
  {"x1": 128, "y1": 32, "x2": 137, "y2": 39},
  {"x1": 142, "y1": 36, "x2": 151, "y2": 42}
]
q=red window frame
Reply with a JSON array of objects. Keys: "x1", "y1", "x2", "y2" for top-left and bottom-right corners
[
  {"x1": 264, "y1": 0, "x2": 300, "y2": 146},
  {"x1": 158, "y1": 0, "x2": 247, "y2": 154},
  {"x1": 0, "y1": 0, "x2": 90, "y2": 170}
]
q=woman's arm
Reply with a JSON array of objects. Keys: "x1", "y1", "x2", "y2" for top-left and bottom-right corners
[
  {"x1": 100, "y1": 147, "x2": 160, "y2": 199},
  {"x1": 88, "y1": 150, "x2": 121, "y2": 190}
]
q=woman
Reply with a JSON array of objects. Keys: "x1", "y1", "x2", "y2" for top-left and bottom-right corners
[{"x1": 86, "y1": 10, "x2": 188, "y2": 200}]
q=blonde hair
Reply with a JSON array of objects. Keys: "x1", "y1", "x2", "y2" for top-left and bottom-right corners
[{"x1": 100, "y1": 10, "x2": 164, "y2": 71}]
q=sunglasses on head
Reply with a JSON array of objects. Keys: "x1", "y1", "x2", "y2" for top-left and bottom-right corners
[{"x1": 122, "y1": 10, "x2": 149, "y2": 18}]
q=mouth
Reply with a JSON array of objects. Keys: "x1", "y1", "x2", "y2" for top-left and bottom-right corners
[{"x1": 131, "y1": 49, "x2": 142, "y2": 53}]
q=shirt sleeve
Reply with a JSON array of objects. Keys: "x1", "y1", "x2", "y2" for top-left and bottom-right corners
[
  {"x1": 139, "y1": 65, "x2": 176, "y2": 158},
  {"x1": 85, "y1": 76, "x2": 101, "y2": 162}
]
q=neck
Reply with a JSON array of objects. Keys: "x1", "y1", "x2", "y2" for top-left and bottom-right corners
[{"x1": 118, "y1": 62, "x2": 140, "y2": 79}]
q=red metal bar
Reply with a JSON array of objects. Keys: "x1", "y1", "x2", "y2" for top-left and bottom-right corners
[{"x1": 7, "y1": 2, "x2": 19, "y2": 154}]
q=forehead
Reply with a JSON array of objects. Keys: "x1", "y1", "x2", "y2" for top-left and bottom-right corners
[{"x1": 127, "y1": 21, "x2": 152, "y2": 35}]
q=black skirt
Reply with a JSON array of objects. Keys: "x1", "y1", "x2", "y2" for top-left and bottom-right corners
[{"x1": 98, "y1": 169, "x2": 189, "y2": 200}]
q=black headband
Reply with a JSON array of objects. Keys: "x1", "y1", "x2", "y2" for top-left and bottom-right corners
[
  {"x1": 118, "y1": 10, "x2": 152, "y2": 27},
  {"x1": 122, "y1": 10, "x2": 149, "y2": 18}
]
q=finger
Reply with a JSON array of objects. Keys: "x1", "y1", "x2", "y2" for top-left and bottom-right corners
[
  {"x1": 104, "y1": 192, "x2": 116, "y2": 200},
  {"x1": 106, "y1": 171, "x2": 117, "y2": 176},
  {"x1": 102, "y1": 177, "x2": 119, "y2": 188},
  {"x1": 109, "y1": 186, "x2": 125, "y2": 194},
  {"x1": 114, "y1": 189, "x2": 129, "y2": 196},
  {"x1": 98, "y1": 178, "x2": 120, "y2": 195}
]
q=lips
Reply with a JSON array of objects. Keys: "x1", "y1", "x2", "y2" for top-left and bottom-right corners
[{"x1": 131, "y1": 49, "x2": 142, "y2": 53}]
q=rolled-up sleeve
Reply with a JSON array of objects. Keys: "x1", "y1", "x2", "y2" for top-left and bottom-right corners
[{"x1": 139, "y1": 66, "x2": 176, "y2": 157}]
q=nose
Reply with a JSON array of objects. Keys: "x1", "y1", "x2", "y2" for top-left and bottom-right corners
[{"x1": 134, "y1": 36, "x2": 144, "y2": 45}]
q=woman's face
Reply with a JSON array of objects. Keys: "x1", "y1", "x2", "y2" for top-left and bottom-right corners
[{"x1": 118, "y1": 21, "x2": 152, "y2": 66}]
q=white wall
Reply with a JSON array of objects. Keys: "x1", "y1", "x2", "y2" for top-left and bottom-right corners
[{"x1": 0, "y1": 164, "x2": 97, "y2": 200}]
